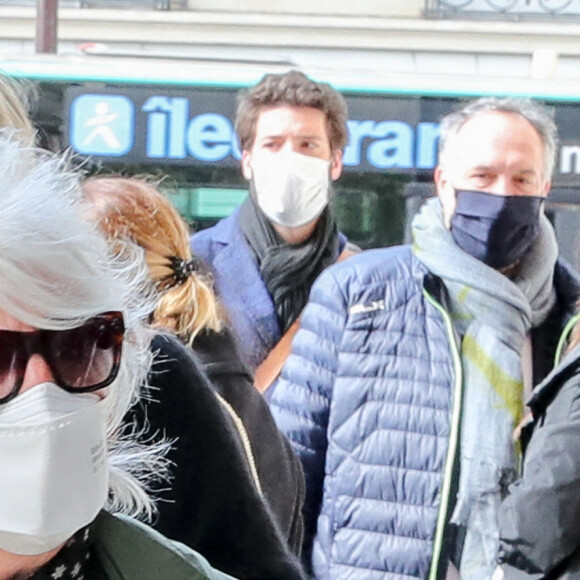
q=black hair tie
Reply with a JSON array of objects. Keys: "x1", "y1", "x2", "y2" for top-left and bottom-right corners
[{"x1": 168, "y1": 255, "x2": 203, "y2": 286}]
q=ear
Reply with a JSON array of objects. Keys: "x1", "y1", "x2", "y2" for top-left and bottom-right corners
[
  {"x1": 542, "y1": 179, "x2": 551, "y2": 198},
  {"x1": 434, "y1": 165, "x2": 456, "y2": 229},
  {"x1": 241, "y1": 150, "x2": 253, "y2": 181},
  {"x1": 330, "y1": 149, "x2": 343, "y2": 181}
]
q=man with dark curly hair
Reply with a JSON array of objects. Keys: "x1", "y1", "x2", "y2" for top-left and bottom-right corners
[{"x1": 192, "y1": 70, "x2": 353, "y2": 381}]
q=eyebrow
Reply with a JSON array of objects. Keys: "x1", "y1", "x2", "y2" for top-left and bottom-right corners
[
  {"x1": 297, "y1": 134, "x2": 325, "y2": 141},
  {"x1": 258, "y1": 133, "x2": 325, "y2": 141},
  {"x1": 469, "y1": 165, "x2": 539, "y2": 175}
]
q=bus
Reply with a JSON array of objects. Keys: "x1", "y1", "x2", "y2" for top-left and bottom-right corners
[{"x1": 3, "y1": 52, "x2": 580, "y2": 267}]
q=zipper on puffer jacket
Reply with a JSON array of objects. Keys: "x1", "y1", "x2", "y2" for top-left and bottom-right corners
[
  {"x1": 423, "y1": 287, "x2": 463, "y2": 580},
  {"x1": 213, "y1": 392, "x2": 264, "y2": 497}
]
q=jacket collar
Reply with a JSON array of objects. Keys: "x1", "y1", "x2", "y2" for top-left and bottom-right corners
[
  {"x1": 211, "y1": 207, "x2": 242, "y2": 245},
  {"x1": 528, "y1": 341, "x2": 580, "y2": 415},
  {"x1": 528, "y1": 257, "x2": 580, "y2": 415},
  {"x1": 553, "y1": 257, "x2": 580, "y2": 321},
  {"x1": 211, "y1": 211, "x2": 281, "y2": 357}
]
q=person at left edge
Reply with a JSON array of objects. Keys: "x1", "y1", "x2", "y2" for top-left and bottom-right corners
[{"x1": 0, "y1": 130, "x2": 236, "y2": 580}]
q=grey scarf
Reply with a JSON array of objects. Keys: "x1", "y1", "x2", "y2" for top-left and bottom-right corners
[{"x1": 412, "y1": 198, "x2": 558, "y2": 579}]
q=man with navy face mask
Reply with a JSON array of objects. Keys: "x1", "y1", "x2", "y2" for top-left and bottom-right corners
[
  {"x1": 434, "y1": 101, "x2": 551, "y2": 273},
  {"x1": 269, "y1": 98, "x2": 580, "y2": 580}
]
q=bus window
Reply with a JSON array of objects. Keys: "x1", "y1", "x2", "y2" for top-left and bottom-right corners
[
  {"x1": 333, "y1": 175, "x2": 409, "y2": 249},
  {"x1": 164, "y1": 186, "x2": 247, "y2": 228},
  {"x1": 331, "y1": 189, "x2": 379, "y2": 249}
]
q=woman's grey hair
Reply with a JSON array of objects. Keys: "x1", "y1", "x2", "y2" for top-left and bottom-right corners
[
  {"x1": 438, "y1": 97, "x2": 558, "y2": 181},
  {"x1": 0, "y1": 131, "x2": 164, "y2": 519}
]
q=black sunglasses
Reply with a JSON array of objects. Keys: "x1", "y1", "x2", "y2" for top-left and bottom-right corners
[{"x1": 0, "y1": 311, "x2": 125, "y2": 405}]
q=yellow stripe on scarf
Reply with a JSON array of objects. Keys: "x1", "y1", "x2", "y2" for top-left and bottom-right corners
[{"x1": 462, "y1": 334, "x2": 524, "y2": 427}]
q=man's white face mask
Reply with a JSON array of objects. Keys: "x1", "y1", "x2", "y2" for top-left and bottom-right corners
[
  {"x1": 251, "y1": 150, "x2": 331, "y2": 228},
  {"x1": 0, "y1": 382, "x2": 108, "y2": 555}
]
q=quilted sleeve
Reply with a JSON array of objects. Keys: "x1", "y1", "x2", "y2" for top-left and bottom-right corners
[{"x1": 269, "y1": 266, "x2": 349, "y2": 563}]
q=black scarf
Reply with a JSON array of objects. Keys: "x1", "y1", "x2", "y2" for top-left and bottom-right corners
[
  {"x1": 238, "y1": 195, "x2": 339, "y2": 333},
  {"x1": 30, "y1": 524, "x2": 93, "y2": 580}
]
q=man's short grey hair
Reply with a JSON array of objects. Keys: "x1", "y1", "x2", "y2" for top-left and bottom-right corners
[
  {"x1": 438, "y1": 97, "x2": 558, "y2": 181},
  {"x1": 0, "y1": 131, "x2": 164, "y2": 519}
]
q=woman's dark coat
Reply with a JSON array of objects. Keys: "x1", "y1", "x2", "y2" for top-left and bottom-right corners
[
  {"x1": 127, "y1": 332, "x2": 305, "y2": 580},
  {"x1": 192, "y1": 326, "x2": 305, "y2": 555}
]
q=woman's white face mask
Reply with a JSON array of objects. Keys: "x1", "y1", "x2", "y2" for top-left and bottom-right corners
[
  {"x1": 250, "y1": 150, "x2": 331, "y2": 228},
  {"x1": 0, "y1": 382, "x2": 108, "y2": 555}
]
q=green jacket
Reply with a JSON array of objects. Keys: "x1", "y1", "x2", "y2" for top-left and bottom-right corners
[{"x1": 89, "y1": 511, "x2": 237, "y2": 580}]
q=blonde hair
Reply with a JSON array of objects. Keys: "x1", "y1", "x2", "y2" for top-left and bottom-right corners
[
  {"x1": 82, "y1": 176, "x2": 222, "y2": 343},
  {"x1": 0, "y1": 74, "x2": 36, "y2": 146}
]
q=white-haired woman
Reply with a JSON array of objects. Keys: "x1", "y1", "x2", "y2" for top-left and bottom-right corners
[{"x1": 0, "y1": 131, "x2": 235, "y2": 580}]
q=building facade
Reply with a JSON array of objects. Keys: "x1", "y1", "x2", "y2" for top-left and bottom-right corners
[{"x1": 1, "y1": 0, "x2": 579, "y2": 262}]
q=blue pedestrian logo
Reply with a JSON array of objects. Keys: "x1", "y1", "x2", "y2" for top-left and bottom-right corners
[{"x1": 70, "y1": 95, "x2": 134, "y2": 156}]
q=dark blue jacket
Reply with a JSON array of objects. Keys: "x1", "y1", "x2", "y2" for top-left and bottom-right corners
[
  {"x1": 269, "y1": 245, "x2": 579, "y2": 580},
  {"x1": 191, "y1": 208, "x2": 347, "y2": 371}
]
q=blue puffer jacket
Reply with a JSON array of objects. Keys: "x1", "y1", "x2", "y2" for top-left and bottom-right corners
[
  {"x1": 269, "y1": 245, "x2": 579, "y2": 580},
  {"x1": 192, "y1": 208, "x2": 348, "y2": 371},
  {"x1": 270, "y1": 246, "x2": 459, "y2": 580}
]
